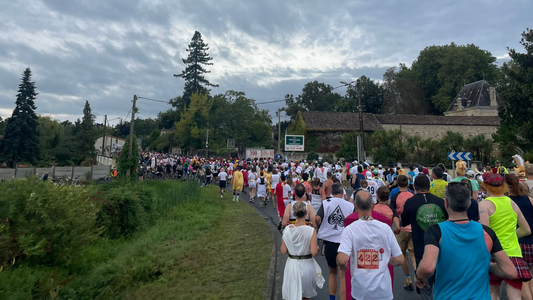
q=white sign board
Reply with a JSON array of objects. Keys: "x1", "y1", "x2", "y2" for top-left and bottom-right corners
[
  {"x1": 285, "y1": 135, "x2": 305, "y2": 152},
  {"x1": 245, "y1": 149, "x2": 275, "y2": 159}
]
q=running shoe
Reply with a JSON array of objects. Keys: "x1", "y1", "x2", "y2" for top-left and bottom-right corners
[{"x1": 404, "y1": 277, "x2": 414, "y2": 291}]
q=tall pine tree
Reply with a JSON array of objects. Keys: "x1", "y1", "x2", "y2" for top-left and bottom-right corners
[
  {"x1": 174, "y1": 31, "x2": 218, "y2": 105},
  {"x1": 0, "y1": 68, "x2": 40, "y2": 167},
  {"x1": 77, "y1": 100, "x2": 96, "y2": 165}
]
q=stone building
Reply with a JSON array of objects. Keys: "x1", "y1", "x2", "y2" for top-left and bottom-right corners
[
  {"x1": 444, "y1": 80, "x2": 503, "y2": 117},
  {"x1": 300, "y1": 112, "x2": 500, "y2": 154}
]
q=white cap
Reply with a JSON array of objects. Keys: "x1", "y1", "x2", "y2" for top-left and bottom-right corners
[
  {"x1": 366, "y1": 172, "x2": 373, "y2": 179},
  {"x1": 354, "y1": 161, "x2": 358, "y2": 164},
  {"x1": 378, "y1": 164, "x2": 382, "y2": 168}
]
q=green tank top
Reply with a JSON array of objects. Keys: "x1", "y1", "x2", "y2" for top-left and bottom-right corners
[{"x1": 486, "y1": 196, "x2": 522, "y2": 257}]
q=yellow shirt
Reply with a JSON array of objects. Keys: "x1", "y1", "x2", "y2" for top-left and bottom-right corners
[{"x1": 429, "y1": 179, "x2": 448, "y2": 199}]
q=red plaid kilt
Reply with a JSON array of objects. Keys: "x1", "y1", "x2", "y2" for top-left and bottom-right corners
[
  {"x1": 521, "y1": 244, "x2": 533, "y2": 268},
  {"x1": 489, "y1": 256, "x2": 532, "y2": 282}
]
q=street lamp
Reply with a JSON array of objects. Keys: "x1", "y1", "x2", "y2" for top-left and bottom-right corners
[{"x1": 340, "y1": 80, "x2": 364, "y2": 162}]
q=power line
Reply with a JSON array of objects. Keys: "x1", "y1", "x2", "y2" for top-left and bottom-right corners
[{"x1": 138, "y1": 96, "x2": 169, "y2": 104}]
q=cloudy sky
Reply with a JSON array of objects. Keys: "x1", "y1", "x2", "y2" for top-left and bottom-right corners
[{"x1": 0, "y1": 0, "x2": 531, "y2": 124}]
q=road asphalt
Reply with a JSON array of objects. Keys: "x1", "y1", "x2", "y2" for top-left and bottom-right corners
[{"x1": 222, "y1": 186, "x2": 421, "y2": 300}]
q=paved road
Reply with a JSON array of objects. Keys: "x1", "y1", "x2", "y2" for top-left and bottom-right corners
[{"x1": 225, "y1": 187, "x2": 420, "y2": 300}]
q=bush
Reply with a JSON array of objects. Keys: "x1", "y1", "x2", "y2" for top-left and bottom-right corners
[
  {"x1": 95, "y1": 185, "x2": 152, "y2": 239},
  {"x1": 0, "y1": 179, "x2": 100, "y2": 270},
  {"x1": 306, "y1": 151, "x2": 319, "y2": 162}
]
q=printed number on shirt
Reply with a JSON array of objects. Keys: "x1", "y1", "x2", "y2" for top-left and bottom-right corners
[{"x1": 357, "y1": 249, "x2": 379, "y2": 269}]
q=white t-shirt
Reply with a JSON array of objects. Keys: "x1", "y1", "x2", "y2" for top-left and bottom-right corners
[
  {"x1": 338, "y1": 220, "x2": 402, "y2": 300},
  {"x1": 350, "y1": 166, "x2": 358, "y2": 175},
  {"x1": 271, "y1": 174, "x2": 280, "y2": 188},
  {"x1": 366, "y1": 180, "x2": 379, "y2": 203},
  {"x1": 218, "y1": 171, "x2": 228, "y2": 181},
  {"x1": 283, "y1": 184, "x2": 292, "y2": 199}
]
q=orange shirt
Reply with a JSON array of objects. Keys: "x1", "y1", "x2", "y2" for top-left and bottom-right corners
[{"x1": 373, "y1": 203, "x2": 393, "y2": 221}]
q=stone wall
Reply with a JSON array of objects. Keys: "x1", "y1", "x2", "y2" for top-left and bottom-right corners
[{"x1": 380, "y1": 124, "x2": 498, "y2": 140}]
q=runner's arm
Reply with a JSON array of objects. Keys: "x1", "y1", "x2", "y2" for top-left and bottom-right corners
[
  {"x1": 310, "y1": 229, "x2": 318, "y2": 257},
  {"x1": 281, "y1": 204, "x2": 291, "y2": 227},
  {"x1": 478, "y1": 201, "x2": 490, "y2": 227},
  {"x1": 490, "y1": 250, "x2": 518, "y2": 279},
  {"x1": 416, "y1": 245, "x2": 439, "y2": 281},
  {"x1": 315, "y1": 204, "x2": 324, "y2": 228},
  {"x1": 307, "y1": 203, "x2": 316, "y2": 229},
  {"x1": 337, "y1": 230, "x2": 352, "y2": 270},
  {"x1": 511, "y1": 200, "x2": 531, "y2": 238},
  {"x1": 280, "y1": 239, "x2": 287, "y2": 255}
]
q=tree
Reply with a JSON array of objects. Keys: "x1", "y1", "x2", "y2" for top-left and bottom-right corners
[
  {"x1": 381, "y1": 67, "x2": 429, "y2": 114},
  {"x1": 116, "y1": 134, "x2": 139, "y2": 180},
  {"x1": 344, "y1": 76, "x2": 384, "y2": 114},
  {"x1": 398, "y1": 43, "x2": 500, "y2": 114},
  {"x1": 287, "y1": 111, "x2": 306, "y2": 135},
  {"x1": 174, "y1": 92, "x2": 212, "y2": 151},
  {"x1": 285, "y1": 81, "x2": 343, "y2": 119},
  {"x1": 174, "y1": 31, "x2": 218, "y2": 105},
  {"x1": 494, "y1": 28, "x2": 533, "y2": 153},
  {"x1": 367, "y1": 130, "x2": 407, "y2": 164},
  {"x1": 0, "y1": 68, "x2": 40, "y2": 167},
  {"x1": 335, "y1": 130, "x2": 360, "y2": 162},
  {"x1": 0, "y1": 117, "x2": 6, "y2": 135},
  {"x1": 37, "y1": 116, "x2": 62, "y2": 166},
  {"x1": 77, "y1": 100, "x2": 96, "y2": 164}
]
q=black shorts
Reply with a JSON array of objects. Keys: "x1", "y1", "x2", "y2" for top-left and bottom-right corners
[
  {"x1": 219, "y1": 180, "x2": 226, "y2": 189},
  {"x1": 323, "y1": 240, "x2": 340, "y2": 269}
]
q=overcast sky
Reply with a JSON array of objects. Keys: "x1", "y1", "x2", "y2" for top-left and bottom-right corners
[{"x1": 0, "y1": 0, "x2": 531, "y2": 124}]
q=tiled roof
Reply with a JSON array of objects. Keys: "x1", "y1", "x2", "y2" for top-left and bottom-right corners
[
  {"x1": 375, "y1": 114, "x2": 500, "y2": 126},
  {"x1": 301, "y1": 111, "x2": 383, "y2": 131},
  {"x1": 446, "y1": 80, "x2": 503, "y2": 112}
]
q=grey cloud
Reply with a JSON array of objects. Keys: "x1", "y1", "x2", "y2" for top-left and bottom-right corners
[{"x1": 0, "y1": 0, "x2": 532, "y2": 122}]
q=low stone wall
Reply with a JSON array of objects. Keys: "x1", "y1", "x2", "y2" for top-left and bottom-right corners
[{"x1": 0, "y1": 165, "x2": 111, "y2": 181}]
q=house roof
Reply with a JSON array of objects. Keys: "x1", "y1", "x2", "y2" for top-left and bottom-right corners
[
  {"x1": 446, "y1": 80, "x2": 503, "y2": 112},
  {"x1": 375, "y1": 114, "x2": 500, "y2": 126},
  {"x1": 301, "y1": 111, "x2": 383, "y2": 131}
]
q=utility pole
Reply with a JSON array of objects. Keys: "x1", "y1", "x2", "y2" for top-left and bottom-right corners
[
  {"x1": 101, "y1": 115, "x2": 107, "y2": 157},
  {"x1": 277, "y1": 108, "x2": 281, "y2": 155},
  {"x1": 358, "y1": 79, "x2": 365, "y2": 161},
  {"x1": 206, "y1": 121, "x2": 209, "y2": 158},
  {"x1": 126, "y1": 95, "x2": 137, "y2": 177}
]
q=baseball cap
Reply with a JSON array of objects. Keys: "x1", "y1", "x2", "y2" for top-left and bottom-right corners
[
  {"x1": 366, "y1": 172, "x2": 373, "y2": 179},
  {"x1": 378, "y1": 164, "x2": 383, "y2": 168},
  {"x1": 372, "y1": 169, "x2": 378, "y2": 175},
  {"x1": 466, "y1": 170, "x2": 475, "y2": 177}
]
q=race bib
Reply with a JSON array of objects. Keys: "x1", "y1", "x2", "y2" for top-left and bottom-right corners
[{"x1": 357, "y1": 249, "x2": 380, "y2": 269}]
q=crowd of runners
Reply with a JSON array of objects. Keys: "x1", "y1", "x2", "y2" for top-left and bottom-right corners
[{"x1": 132, "y1": 151, "x2": 533, "y2": 300}]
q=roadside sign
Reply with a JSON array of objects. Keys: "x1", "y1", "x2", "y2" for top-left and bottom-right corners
[
  {"x1": 447, "y1": 152, "x2": 472, "y2": 161},
  {"x1": 285, "y1": 135, "x2": 305, "y2": 151}
]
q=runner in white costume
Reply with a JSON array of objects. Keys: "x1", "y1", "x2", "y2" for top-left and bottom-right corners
[{"x1": 248, "y1": 167, "x2": 257, "y2": 203}]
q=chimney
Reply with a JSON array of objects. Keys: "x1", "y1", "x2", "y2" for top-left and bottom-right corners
[
  {"x1": 456, "y1": 98, "x2": 462, "y2": 111},
  {"x1": 489, "y1": 86, "x2": 497, "y2": 107}
]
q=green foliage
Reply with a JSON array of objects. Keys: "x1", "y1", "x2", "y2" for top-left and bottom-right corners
[
  {"x1": 344, "y1": 76, "x2": 384, "y2": 114},
  {"x1": 174, "y1": 31, "x2": 218, "y2": 104},
  {"x1": 77, "y1": 100, "x2": 97, "y2": 162},
  {"x1": 37, "y1": 116, "x2": 62, "y2": 166},
  {"x1": 0, "y1": 117, "x2": 6, "y2": 135},
  {"x1": 285, "y1": 81, "x2": 343, "y2": 119},
  {"x1": 95, "y1": 184, "x2": 151, "y2": 239},
  {"x1": 0, "y1": 180, "x2": 207, "y2": 300},
  {"x1": 288, "y1": 111, "x2": 306, "y2": 135},
  {"x1": 116, "y1": 135, "x2": 139, "y2": 180},
  {"x1": 0, "y1": 179, "x2": 99, "y2": 270},
  {"x1": 0, "y1": 68, "x2": 40, "y2": 167},
  {"x1": 367, "y1": 130, "x2": 407, "y2": 164},
  {"x1": 398, "y1": 43, "x2": 500, "y2": 114},
  {"x1": 494, "y1": 28, "x2": 533, "y2": 153},
  {"x1": 367, "y1": 130, "x2": 494, "y2": 165},
  {"x1": 381, "y1": 66, "x2": 429, "y2": 114},
  {"x1": 174, "y1": 92, "x2": 212, "y2": 150},
  {"x1": 336, "y1": 130, "x2": 360, "y2": 162}
]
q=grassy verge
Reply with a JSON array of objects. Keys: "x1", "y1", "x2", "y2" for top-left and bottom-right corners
[
  {"x1": 124, "y1": 186, "x2": 273, "y2": 300},
  {"x1": 0, "y1": 182, "x2": 272, "y2": 300}
]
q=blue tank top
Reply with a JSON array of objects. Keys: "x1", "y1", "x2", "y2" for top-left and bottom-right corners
[
  {"x1": 434, "y1": 221, "x2": 491, "y2": 300},
  {"x1": 510, "y1": 195, "x2": 533, "y2": 244}
]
